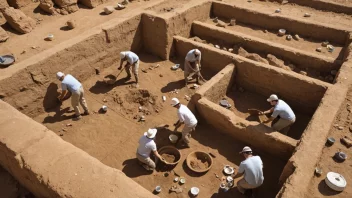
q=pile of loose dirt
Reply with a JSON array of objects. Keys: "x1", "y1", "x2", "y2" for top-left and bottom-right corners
[
  {"x1": 161, "y1": 153, "x2": 176, "y2": 163},
  {"x1": 126, "y1": 89, "x2": 157, "y2": 106},
  {"x1": 190, "y1": 158, "x2": 209, "y2": 170}
]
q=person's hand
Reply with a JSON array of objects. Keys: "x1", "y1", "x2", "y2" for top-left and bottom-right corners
[{"x1": 259, "y1": 111, "x2": 264, "y2": 115}]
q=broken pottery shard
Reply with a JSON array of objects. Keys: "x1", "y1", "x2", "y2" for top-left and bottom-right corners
[
  {"x1": 267, "y1": 54, "x2": 285, "y2": 68},
  {"x1": 39, "y1": 0, "x2": 57, "y2": 15},
  {"x1": 79, "y1": 0, "x2": 107, "y2": 8},
  {"x1": 7, "y1": 0, "x2": 29, "y2": 8},
  {"x1": 3, "y1": 7, "x2": 36, "y2": 34},
  {"x1": 0, "y1": 26, "x2": 9, "y2": 42},
  {"x1": 104, "y1": 6, "x2": 114, "y2": 14}
]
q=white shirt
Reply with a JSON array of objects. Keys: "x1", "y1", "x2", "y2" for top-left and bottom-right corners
[
  {"x1": 177, "y1": 104, "x2": 197, "y2": 127},
  {"x1": 272, "y1": 100, "x2": 296, "y2": 121},
  {"x1": 137, "y1": 135, "x2": 157, "y2": 158},
  {"x1": 123, "y1": 51, "x2": 139, "y2": 64},
  {"x1": 238, "y1": 156, "x2": 264, "y2": 187},
  {"x1": 185, "y1": 49, "x2": 201, "y2": 62},
  {"x1": 61, "y1": 74, "x2": 82, "y2": 93}
]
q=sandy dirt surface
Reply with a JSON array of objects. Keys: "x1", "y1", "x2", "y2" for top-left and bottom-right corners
[
  {"x1": 225, "y1": 0, "x2": 352, "y2": 28},
  {"x1": 306, "y1": 87, "x2": 352, "y2": 198},
  {"x1": 0, "y1": 0, "x2": 163, "y2": 63},
  {"x1": 204, "y1": 18, "x2": 343, "y2": 60},
  {"x1": 32, "y1": 54, "x2": 286, "y2": 198}
]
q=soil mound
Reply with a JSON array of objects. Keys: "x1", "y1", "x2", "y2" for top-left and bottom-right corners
[
  {"x1": 161, "y1": 153, "x2": 176, "y2": 163},
  {"x1": 190, "y1": 157, "x2": 209, "y2": 170},
  {"x1": 126, "y1": 89, "x2": 157, "y2": 106}
]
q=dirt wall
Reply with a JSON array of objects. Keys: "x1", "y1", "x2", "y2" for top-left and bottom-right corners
[
  {"x1": 174, "y1": 36, "x2": 329, "y2": 115},
  {"x1": 277, "y1": 86, "x2": 348, "y2": 198},
  {"x1": 192, "y1": 21, "x2": 340, "y2": 73},
  {"x1": 289, "y1": 0, "x2": 352, "y2": 15},
  {"x1": 0, "y1": 15, "x2": 143, "y2": 118},
  {"x1": 212, "y1": 2, "x2": 349, "y2": 45},
  {"x1": 0, "y1": 100, "x2": 157, "y2": 198},
  {"x1": 196, "y1": 98, "x2": 297, "y2": 160}
]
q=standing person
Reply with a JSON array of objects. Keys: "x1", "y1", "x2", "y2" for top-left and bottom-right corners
[
  {"x1": 184, "y1": 49, "x2": 204, "y2": 86},
  {"x1": 118, "y1": 51, "x2": 140, "y2": 87},
  {"x1": 260, "y1": 94, "x2": 296, "y2": 135},
  {"x1": 136, "y1": 128, "x2": 165, "y2": 171},
  {"x1": 56, "y1": 72, "x2": 89, "y2": 120},
  {"x1": 171, "y1": 98, "x2": 198, "y2": 147},
  {"x1": 233, "y1": 146, "x2": 264, "y2": 195}
]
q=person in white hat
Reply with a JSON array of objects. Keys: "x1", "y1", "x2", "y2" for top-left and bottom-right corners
[
  {"x1": 184, "y1": 49, "x2": 204, "y2": 86},
  {"x1": 171, "y1": 98, "x2": 198, "y2": 147},
  {"x1": 136, "y1": 128, "x2": 165, "y2": 171},
  {"x1": 56, "y1": 72, "x2": 89, "y2": 120},
  {"x1": 118, "y1": 51, "x2": 140, "y2": 87},
  {"x1": 260, "y1": 94, "x2": 296, "y2": 135},
  {"x1": 232, "y1": 146, "x2": 264, "y2": 195}
]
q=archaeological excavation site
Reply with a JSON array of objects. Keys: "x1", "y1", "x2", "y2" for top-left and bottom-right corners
[{"x1": 0, "y1": 0, "x2": 352, "y2": 197}]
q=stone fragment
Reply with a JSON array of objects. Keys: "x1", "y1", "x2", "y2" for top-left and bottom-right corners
[
  {"x1": 286, "y1": 35, "x2": 292, "y2": 41},
  {"x1": 322, "y1": 41, "x2": 329, "y2": 47},
  {"x1": 267, "y1": 54, "x2": 285, "y2": 68},
  {"x1": 294, "y1": 34, "x2": 300, "y2": 40},
  {"x1": 299, "y1": 71, "x2": 307, "y2": 76},
  {"x1": 316, "y1": 48, "x2": 322, "y2": 52},
  {"x1": 263, "y1": 30, "x2": 268, "y2": 33},
  {"x1": 222, "y1": 47, "x2": 227, "y2": 51},
  {"x1": 238, "y1": 47, "x2": 249, "y2": 57},
  {"x1": 66, "y1": 19, "x2": 76, "y2": 29},
  {"x1": 213, "y1": 17, "x2": 218, "y2": 23},
  {"x1": 215, "y1": 45, "x2": 220, "y2": 49},
  {"x1": 7, "y1": 0, "x2": 29, "y2": 8},
  {"x1": 288, "y1": 64, "x2": 296, "y2": 71},
  {"x1": 230, "y1": 19, "x2": 236, "y2": 26},
  {"x1": 246, "y1": 54, "x2": 269, "y2": 64},
  {"x1": 39, "y1": 0, "x2": 57, "y2": 15},
  {"x1": 304, "y1": 13, "x2": 311, "y2": 17},
  {"x1": 104, "y1": 6, "x2": 114, "y2": 14},
  {"x1": 79, "y1": 0, "x2": 107, "y2": 8},
  {"x1": 0, "y1": 26, "x2": 9, "y2": 42},
  {"x1": 338, "y1": 126, "x2": 344, "y2": 130},
  {"x1": 216, "y1": 20, "x2": 226, "y2": 28},
  {"x1": 3, "y1": 7, "x2": 36, "y2": 34},
  {"x1": 0, "y1": 12, "x2": 6, "y2": 25},
  {"x1": 53, "y1": 0, "x2": 79, "y2": 14},
  {"x1": 228, "y1": 48, "x2": 233, "y2": 53}
]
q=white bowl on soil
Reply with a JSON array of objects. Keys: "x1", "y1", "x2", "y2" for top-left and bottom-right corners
[
  {"x1": 223, "y1": 165, "x2": 234, "y2": 175},
  {"x1": 278, "y1": 29, "x2": 286, "y2": 36},
  {"x1": 325, "y1": 172, "x2": 346, "y2": 191},
  {"x1": 155, "y1": 186, "x2": 161, "y2": 193},
  {"x1": 190, "y1": 187, "x2": 200, "y2": 196},
  {"x1": 169, "y1": 134, "x2": 178, "y2": 143},
  {"x1": 47, "y1": 34, "x2": 54, "y2": 41}
]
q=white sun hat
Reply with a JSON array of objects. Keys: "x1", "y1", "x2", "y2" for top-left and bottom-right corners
[
  {"x1": 170, "y1": 98, "x2": 180, "y2": 106},
  {"x1": 267, "y1": 94, "x2": 279, "y2": 102},
  {"x1": 194, "y1": 49, "x2": 201, "y2": 55},
  {"x1": 144, "y1": 128, "x2": 157, "y2": 139},
  {"x1": 239, "y1": 146, "x2": 252, "y2": 154},
  {"x1": 120, "y1": 52, "x2": 126, "y2": 59},
  {"x1": 56, "y1": 72, "x2": 64, "y2": 80}
]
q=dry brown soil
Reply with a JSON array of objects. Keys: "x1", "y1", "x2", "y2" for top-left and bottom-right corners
[
  {"x1": 30, "y1": 55, "x2": 285, "y2": 198},
  {"x1": 190, "y1": 157, "x2": 210, "y2": 170},
  {"x1": 162, "y1": 153, "x2": 176, "y2": 163}
]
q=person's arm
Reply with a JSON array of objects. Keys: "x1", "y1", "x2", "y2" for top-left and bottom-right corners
[
  {"x1": 260, "y1": 107, "x2": 274, "y2": 115},
  {"x1": 263, "y1": 108, "x2": 278, "y2": 123},
  {"x1": 153, "y1": 150, "x2": 164, "y2": 161},
  {"x1": 57, "y1": 84, "x2": 68, "y2": 101},
  {"x1": 118, "y1": 59, "x2": 124, "y2": 70},
  {"x1": 174, "y1": 112, "x2": 185, "y2": 129},
  {"x1": 232, "y1": 163, "x2": 245, "y2": 179}
]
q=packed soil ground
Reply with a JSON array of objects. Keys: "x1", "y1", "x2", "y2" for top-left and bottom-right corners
[
  {"x1": 306, "y1": 87, "x2": 352, "y2": 198},
  {"x1": 31, "y1": 54, "x2": 286, "y2": 198}
]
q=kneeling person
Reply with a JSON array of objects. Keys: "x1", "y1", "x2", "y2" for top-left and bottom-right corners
[{"x1": 136, "y1": 128, "x2": 164, "y2": 171}]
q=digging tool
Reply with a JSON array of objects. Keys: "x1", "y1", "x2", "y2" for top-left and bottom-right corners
[
  {"x1": 185, "y1": 63, "x2": 207, "y2": 83},
  {"x1": 248, "y1": 108, "x2": 268, "y2": 123}
]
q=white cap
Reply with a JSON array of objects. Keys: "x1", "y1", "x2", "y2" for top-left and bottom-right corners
[
  {"x1": 267, "y1": 94, "x2": 279, "y2": 102},
  {"x1": 120, "y1": 52, "x2": 126, "y2": 59},
  {"x1": 170, "y1": 98, "x2": 180, "y2": 106},
  {"x1": 144, "y1": 128, "x2": 157, "y2": 138},
  {"x1": 56, "y1": 72, "x2": 64, "y2": 80},
  {"x1": 239, "y1": 146, "x2": 252, "y2": 154},
  {"x1": 194, "y1": 49, "x2": 201, "y2": 55}
]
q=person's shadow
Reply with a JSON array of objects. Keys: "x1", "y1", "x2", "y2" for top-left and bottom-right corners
[
  {"x1": 42, "y1": 106, "x2": 73, "y2": 124},
  {"x1": 89, "y1": 75, "x2": 134, "y2": 94},
  {"x1": 121, "y1": 158, "x2": 153, "y2": 178}
]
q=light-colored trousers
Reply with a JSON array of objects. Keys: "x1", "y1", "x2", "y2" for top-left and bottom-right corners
[
  {"x1": 126, "y1": 60, "x2": 139, "y2": 77},
  {"x1": 136, "y1": 152, "x2": 156, "y2": 170},
  {"x1": 237, "y1": 178, "x2": 260, "y2": 194},
  {"x1": 272, "y1": 117, "x2": 296, "y2": 135},
  {"x1": 184, "y1": 60, "x2": 200, "y2": 83},
  {"x1": 71, "y1": 86, "x2": 88, "y2": 116},
  {"x1": 182, "y1": 124, "x2": 197, "y2": 144}
]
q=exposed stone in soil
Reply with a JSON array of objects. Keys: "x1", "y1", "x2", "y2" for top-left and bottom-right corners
[
  {"x1": 267, "y1": 54, "x2": 286, "y2": 68},
  {"x1": 161, "y1": 153, "x2": 176, "y2": 163},
  {"x1": 0, "y1": 26, "x2": 9, "y2": 42},
  {"x1": 3, "y1": 7, "x2": 36, "y2": 34}
]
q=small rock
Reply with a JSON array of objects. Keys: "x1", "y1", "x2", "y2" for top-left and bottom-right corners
[
  {"x1": 115, "y1": 3, "x2": 125, "y2": 10},
  {"x1": 155, "y1": 109, "x2": 159, "y2": 113},
  {"x1": 304, "y1": 13, "x2": 311, "y2": 17},
  {"x1": 322, "y1": 41, "x2": 329, "y2": 47},
  {"x1": 331, "y1": 70, "x2": 337, "y2": 76},
  {"x1": 213, "y1": 17, "x2": 218, "y2": 23},
  {"x1": 31, "y1": 46, "x2": 37, "y2": 49},
  {"x1": 59, "y1": 133, "x2": 63, "y2": 136},
  {"x1": 159, "y1": 74, "x2": 163, "y2": 77},
  {"x1": 288, "y1": 64, "x2": 296, "y2": 71},
  {"x1": 228, "y1": 48, "x2": 234, "y2": 53},
  {"x1": 66, "y1": 123, "x2": 72, "y2": 127},
  {"x1": 263, "y1": 30, "x2": 268, "y2": 33},
  {"x1": 229, "y1": 19, "x2": 236, "y2": 26},
  {"x1": 316, "y1": 48, "x2": 322, "y2": 52},
  {"x1": 66, "y1": 20, "x2": 76, "y2": 29},
  {"x1": 103, "y1": 98, "x2": 107, "y2": 102},
  {"x1": 275, "y1": 9, "x2": 281, "y2": 13},
  {"x1": 20, "y1": 50, "x2": 26, "y2": 54},
  {"x1": 104, "y1": 6, "x2": 115, "y2": 15},
  {"x1": 286, "y1": 35, "x2": 292, "y2": 41},
  {"x1": 294, "y1": 34, "x2": 300, "y2": 41},
  {"x1": 338, "y1": 126, "x2": 344, "y2": 130},
  {"x1": 222, "y1": 47, "x2": 227, "y2": 51},
  {"x1": 299, "y1": 71, "x2": 307, "y2": 76},
  {"x1": 215, "y1": 45, "x2": 220, "y2": 49},
  {"x1": 216, "y1": 20, "x2": 226, "y2": 28},
  {"x1": 141, "y1": 69, "x2": 147, "y2": 73}
]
